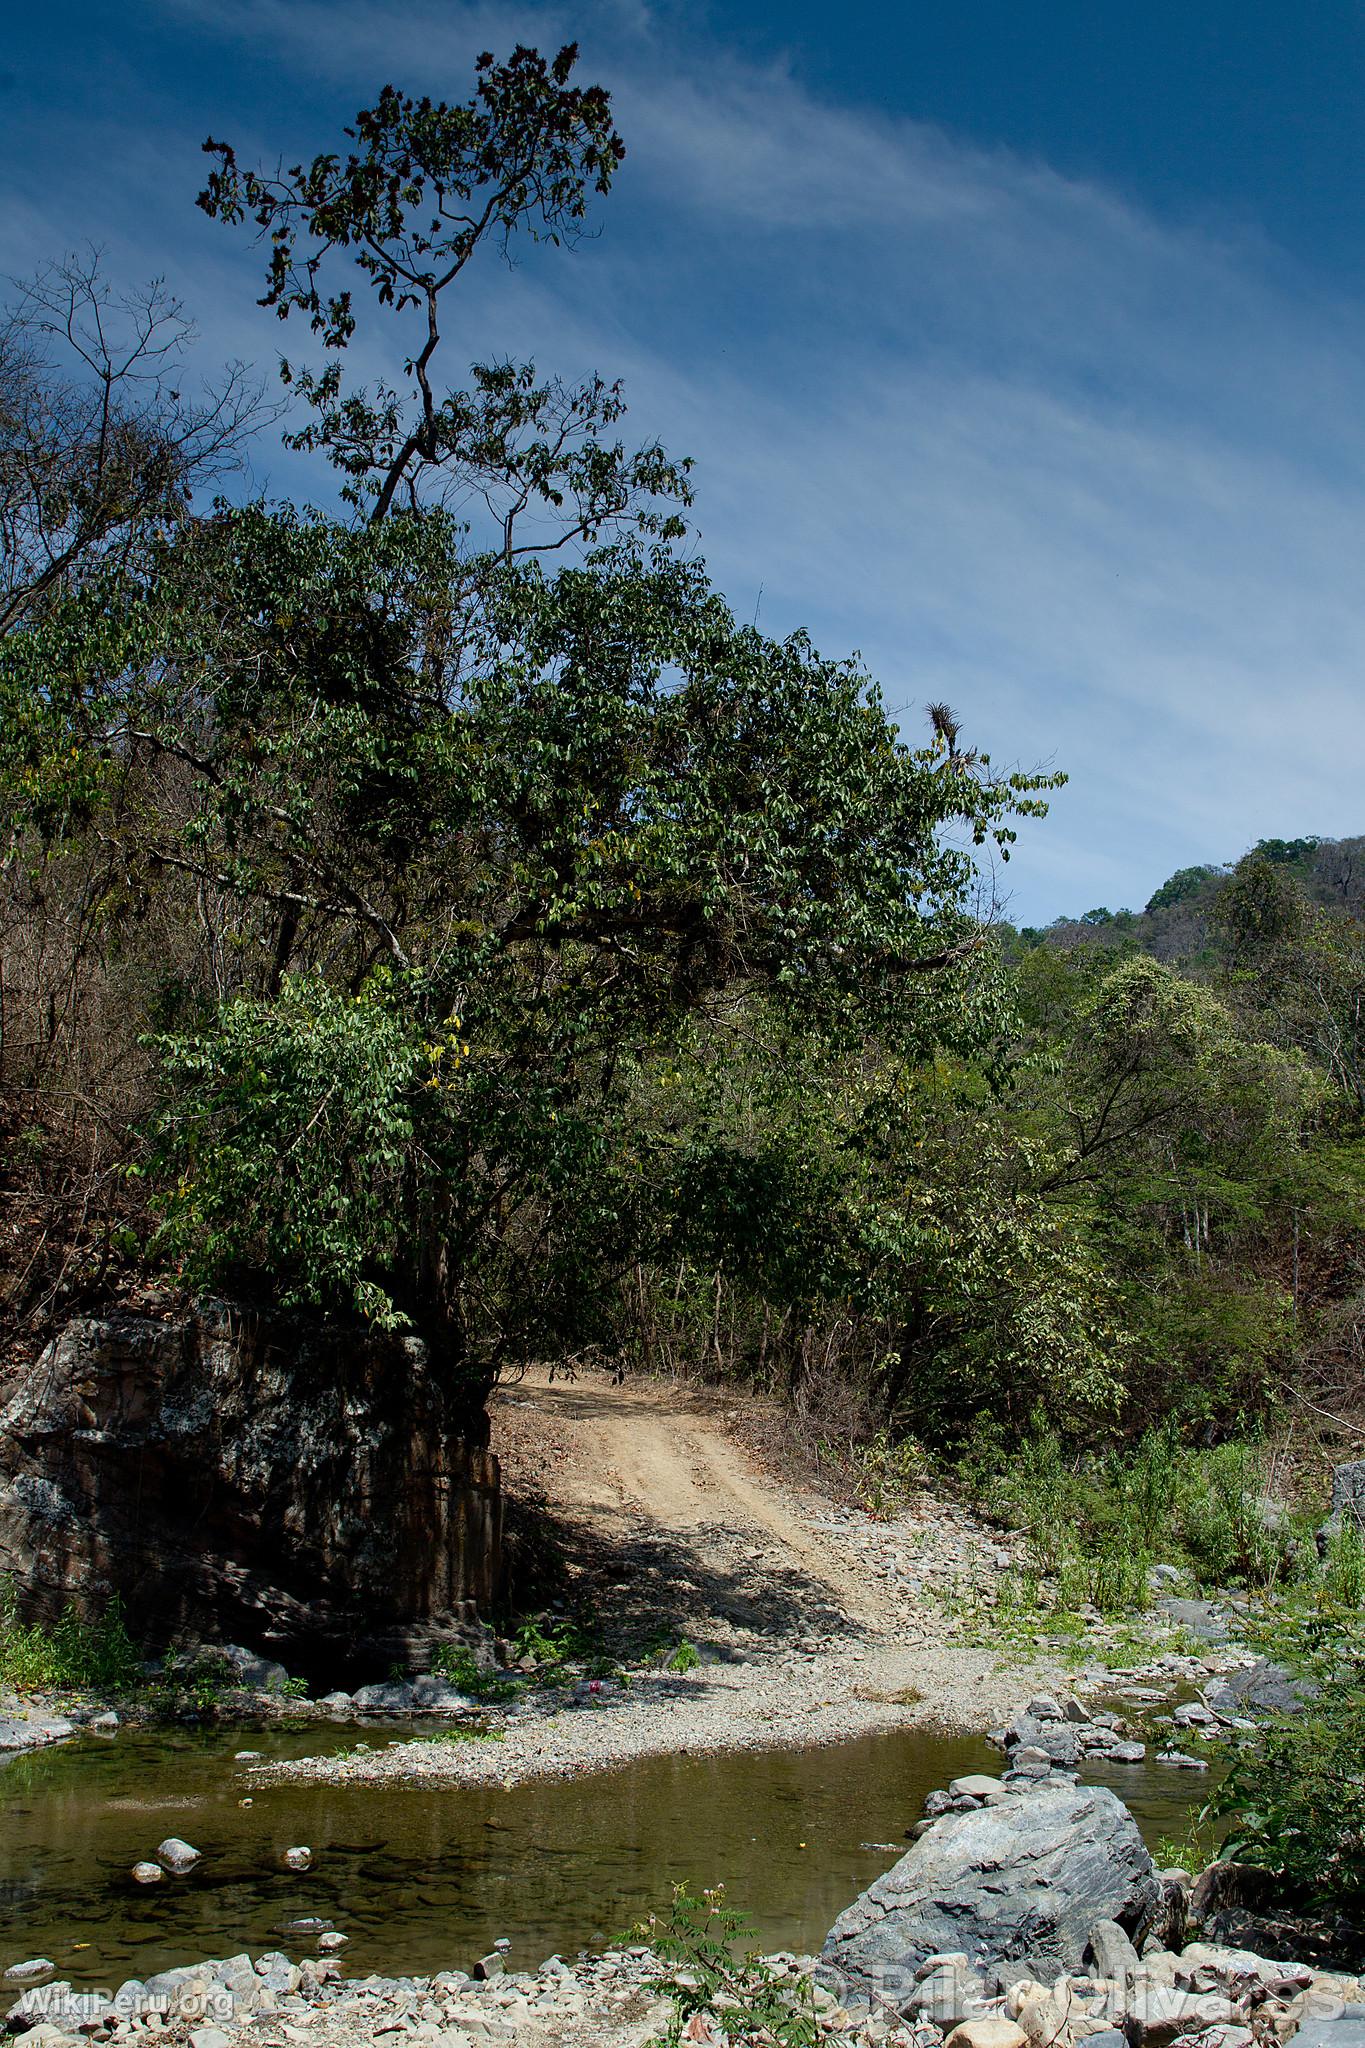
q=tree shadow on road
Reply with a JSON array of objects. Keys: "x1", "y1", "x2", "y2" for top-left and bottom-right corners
[{"x1": 503, "y1": 1492, "x2": 861, "y2": 1663}]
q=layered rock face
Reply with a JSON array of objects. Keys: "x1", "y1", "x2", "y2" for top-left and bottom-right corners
[{"x1": 0, "y1": 1306, "x2": 501, "y2": 1673}]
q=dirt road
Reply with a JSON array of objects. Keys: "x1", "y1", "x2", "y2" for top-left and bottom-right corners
[{"x1": 493, "y1": 1365, "x2": 886, "y2": 1637}]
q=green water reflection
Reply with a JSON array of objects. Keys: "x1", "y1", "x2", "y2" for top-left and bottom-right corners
[{"x1": 0, "y1": 1722, "x2": 1208, "y2": 1988}]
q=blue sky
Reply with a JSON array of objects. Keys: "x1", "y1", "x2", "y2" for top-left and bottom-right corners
[{"x1": 4, "y1": 1, "x2": 1365, "y2": 924}]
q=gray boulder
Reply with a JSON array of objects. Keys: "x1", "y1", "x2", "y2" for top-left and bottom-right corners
[
  {"x1": 352, "y1": 1680, "x2": 416, "y2": 1714},
  {"x1": 824, "y1": 1780, "x2": 1160, "y2": 1998},
  {"x1": 1155, "y1": 1598, "x2": 1233, "y2": 1646},
  {"x1": 219, "y1": 1645, "x2": 290, "y2": 1694},
  {"x1": 1006, "y1": 1713, "x2": 1082, "y2": 1765},
  {"x1": 411, "y1": 1673, "x2": 475, "y2": 1711},
  {"x1": 1205, "y1": 1658, "x2": 1315, "y2": 1719},
  {"x1": 1321, "y1": 1461, "x2": 1365, "y2": 1543}
]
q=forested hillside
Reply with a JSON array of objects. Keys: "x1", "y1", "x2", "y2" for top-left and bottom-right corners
[{"x1": 2, "y1": 45, "x2": 1362, "y2": 1485}]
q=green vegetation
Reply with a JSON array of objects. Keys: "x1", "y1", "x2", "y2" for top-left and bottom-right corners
[
  {"x1": 1214, "y1": 1663, "x2": 1365, "y2": 1907},
  {"x1": 2, "y1": 39, "x2": 1364, "y2": 1645},
  {"x1": 431, "y1": 1643, "x2": 523, "y2": 1702},
  {"x1": 0, "y1": 1582, "x2": 142, "y2": 1694},
  {"x1": 635, "y1": 1885, "x2": 819, "y2": 2048},
  {"x1": 962, "y1": 1419, "x2": 1295, "y2": 1611}
]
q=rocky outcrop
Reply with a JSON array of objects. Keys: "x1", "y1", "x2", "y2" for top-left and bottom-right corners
[
  {"x1": 0, "y1": 1306, "x2": 501, "y2": 1674},
  {"x1": 1326, "y1": 1462, "x2": 1365, "y2": 1536},
  {"x1": 823, "y1": 1779, "x2": 1162, "y2": 1998}
]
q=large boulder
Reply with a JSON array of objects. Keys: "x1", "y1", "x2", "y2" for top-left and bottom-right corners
[
  {"x1": 823, "y1": 1780, "x2": 1161, "y2": 2002},
  {"x1": 1205, "y1": 1658, "x2": 1315, "y2": 1720},
  {"x1": 0, "y1": 1306, "x2": 501, "y2": 1673}
]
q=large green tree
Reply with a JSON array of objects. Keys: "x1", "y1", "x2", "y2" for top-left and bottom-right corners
[{"x1": 4, "y1": 502, "x2": 1054, "y2": 1408}]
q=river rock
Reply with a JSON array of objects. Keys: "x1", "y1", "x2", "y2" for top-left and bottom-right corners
[
  {"x1": 220, "y1": 1645, "x2": 291, "y2": 1694},
  {"x1": 412, "y1": 1673, "x2": 476, "y2": 1711},
  {"x1": 3, "y1": 1959, "x2": 55, "y2": 1984},
  {"x1": 1155, "y1": 1598, "x2": 1233, "y2": 1646},
  {"x1": 1205, "y1": 1659, "x2": 1314, "y2": 1719},
  {"x1": 950, "y1": 1775, "x2": 1008, "y2": 1803},
  {"x1": 1121, "y1": 1985, "x2": 1234, "y2": 2046},
  {"x1": 1290, "y1": 2024, "x2": 1365, "y2": 2048},
  {"x1": 7, "y1": 1983, "x2": 72, "y2": 2028},
  {"x1": 1006, "y1": 1714, "x2": 1082, "y2": 1766},
  {"x1": 1088, "y1": 1921, "x2": 1142, "y2": 1980},
  {"x1": 156, "y1": 1836, "x2": 203, "y2": 1874},
  {"x1": 824, "y1": 1781, "x2": 1161, "y2": 1996},
  {"x1": 0, "y1": 1717, "x2": 71, "y2": 1752},
  {"x1": 946, "y1": 2025, "x2": 1029, "y2": 2048},
  {"x1": 282, "y1": 1846, "x2": 312, "y2": 1871},
  {"x1": 131, "y1": 1861, "x2": 165, "y2": 1884},
  {"x1": 353, "y1": 1680, "x2": 416, "y2": 1713},
  {"x1": 906, "y1": 1962, "x2": 987, "y2": 2029},
  {"x1": 0, "y1": 1307, "x2": 502, "y2": 1663}
]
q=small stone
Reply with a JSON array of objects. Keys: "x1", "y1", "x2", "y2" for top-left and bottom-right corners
[
  {"x1": 4, "y1": 1958, "x2": 56, "y2": 1984},
  {"x1": 155, "y1": 1836, "x2": 202, "y2": 1873},
  {"x1": 1025, "y1": 1697, "x2": 1064, "y2": 1722},
  {"x1": 318, "y1": 1933, "x2": 349, "y2": 1953},
  {"x1": 131, "y1": 1860, "x2": 166, "y2": 1884},
  {"x1": 90, "y1": 1711, "x2": 120, "y2": 1735},
  {"x1": 948, "y1": 1775, "x2": 1006, "y2": 1802},
  {"x1": 1088, "y1": 1921, "x2": 1142, "y2": 1980},
  {"x1": 283, "y1": 1845, "x2": 313, "y2": 1870},
  {"x1": 189, "y1": 2028, "x2": 233, "y2": 2048},
  {"x1": 474, "y1": 1955, "x2": 505, "y2": 1981},
  {"x1": 945, "y1": 2026, "x2": 1028, "y2": 2048},
  {"x1": 1155, "y1": 1751, "x2": 1208, "y2": 1770},
  {"x1": 1108, "y1": 1742, "x2": 1146, "y2": 1764}
]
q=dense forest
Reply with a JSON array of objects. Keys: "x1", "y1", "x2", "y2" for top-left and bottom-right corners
[{"x1": 2, "y1": 44, "x2": 1362, "y2": 1484}]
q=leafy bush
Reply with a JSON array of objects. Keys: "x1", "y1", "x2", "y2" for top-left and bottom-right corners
[
  {"x1": 430, "y1": 1643, "x2": 521, "y2": 1703},
  {"x1": 831, "y1": 1429, "x2": 930, "y2": 1520},
  {"x1": 1214, "y1": 1667, "x2": 1365, "y2": 1906},
  {"x1": 1178, "y1": 1443, "x2": 1280, "y2": 1590},
  {"x1": 635, "y1": 1884, "x2": 818, "y2": 2048},
  {"x1": 0, "y1": 1581, "x2": 142, "y2": 1694}
]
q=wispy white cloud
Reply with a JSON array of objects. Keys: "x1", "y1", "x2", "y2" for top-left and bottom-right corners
[{"x1": 8, "y1": 0, "x2": 1365, "y2": 917}]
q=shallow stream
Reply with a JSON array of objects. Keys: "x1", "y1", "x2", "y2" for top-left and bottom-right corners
[{"x1": 1, "y1": 1723, "x2": 1207, "y2": 1989}]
